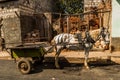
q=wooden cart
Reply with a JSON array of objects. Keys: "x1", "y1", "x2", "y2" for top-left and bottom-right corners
[{"x1": 9, "y1": 44, "x2": 46, "y2": 74}]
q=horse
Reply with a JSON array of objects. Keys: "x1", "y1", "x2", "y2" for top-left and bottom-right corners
[{"x1": 51, "y1": 27, "x2": 110, "y2": 69}]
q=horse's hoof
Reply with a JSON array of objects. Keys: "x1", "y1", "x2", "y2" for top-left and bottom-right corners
[
  {"x1": 55, "y1": 66, "x2": 61, "y2": 69},
  {"x1": 86, "y1": 66, "x2": 90, "y2": 70},
  {"x1": 83, "y1": 66, "x2": 90, "y2": 70}
]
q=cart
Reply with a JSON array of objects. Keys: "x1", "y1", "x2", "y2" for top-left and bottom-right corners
[{"x1": 9, "y1": 43, "x2": 46, "y2": 74}]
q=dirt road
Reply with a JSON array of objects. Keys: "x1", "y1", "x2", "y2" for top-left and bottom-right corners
[{"x1": 0, "y1": 60, "x2": 120, "y2": 80}]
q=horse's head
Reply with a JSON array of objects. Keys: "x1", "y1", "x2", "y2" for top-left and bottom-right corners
[
  {"x1": 99, "y1": 27, "x2": 110, "y2": 42},
  {"x1": 93, "y1": 27, "x2": 110, "y2": 50}
]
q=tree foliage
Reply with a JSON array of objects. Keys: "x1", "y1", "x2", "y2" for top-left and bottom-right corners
[{"x1": 55, "y1": 0, "x2": 84, "y2": 14}]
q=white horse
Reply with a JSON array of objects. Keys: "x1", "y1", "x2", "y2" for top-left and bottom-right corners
[{"x1": 51, "y1": 27, "x2": 110, "y2": 69}]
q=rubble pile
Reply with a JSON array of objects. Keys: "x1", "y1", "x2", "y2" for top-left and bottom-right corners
[{"x1": 23, "y1": 29, "x2": 40, "y2": 43}]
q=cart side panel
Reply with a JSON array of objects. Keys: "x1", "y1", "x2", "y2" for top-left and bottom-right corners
[{"x1": 11, "y1": 47, "x2": 45, "y2": 58}]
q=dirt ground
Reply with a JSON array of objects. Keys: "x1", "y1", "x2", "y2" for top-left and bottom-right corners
[
  {"x1": 0, "y1": 59, "x2": 120, "y2": 80},
  {"x1": 1, "y1": 49, "x2": 120, "y2": 80}
]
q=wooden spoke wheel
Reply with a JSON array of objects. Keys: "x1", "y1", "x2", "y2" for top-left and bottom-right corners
[{"x1": 17, "y1": 58, "x2": 32, "y2": 74}]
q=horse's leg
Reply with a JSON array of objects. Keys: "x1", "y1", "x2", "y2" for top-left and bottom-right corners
[
  {"x1": 55, "y1": 45, "x2": 62, "y2": 69},
  {"x1": 84, "y1": 48, "x2": 90, "y2": 69}
]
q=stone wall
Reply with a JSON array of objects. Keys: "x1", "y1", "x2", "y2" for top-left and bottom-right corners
[
  {"x1": 0, "y1": 6, "x2": 34, "y2": 48},
  {"x1": 0, "y1": 9, "x2": 21, "y2": 48}
]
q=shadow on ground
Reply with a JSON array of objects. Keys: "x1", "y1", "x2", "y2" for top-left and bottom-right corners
[{"x1": 31, "y1": 57, "x2": 119, "y2": 74}]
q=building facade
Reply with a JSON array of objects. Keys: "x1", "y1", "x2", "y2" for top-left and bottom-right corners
[{"x1": 0, "y1": 0, "x2": 54, "y2": 48}]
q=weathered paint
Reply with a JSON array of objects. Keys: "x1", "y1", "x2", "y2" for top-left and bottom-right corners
[
  {"x1": 112, "y1": 0, "x2": 120, "y2": 37},
  {"x1": 12, "y1": 47, "x2": 46, "y2": 58}
]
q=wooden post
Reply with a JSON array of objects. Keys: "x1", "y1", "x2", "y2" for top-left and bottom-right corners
[
  {"x1": 0, "y1": 18, "x2": 3, "y2": 51},
  {"x1": 59, "y1": 13, "x2": 61, "y2": 33},
  {"x1": 0, "y1": 18, "x2": 3, "y2": 37},
  {"x1": 109, "y1": 11, "x2": 112, "y2": 53},
  {"x1": 67, "y1": 15, "x2": 69, "y2": 33},
  {"x1": 44, "y1": 12, "x2": 52, "y2": 41}
]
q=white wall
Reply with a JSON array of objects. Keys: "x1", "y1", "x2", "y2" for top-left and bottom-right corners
[{"x1": 112, "y1": 0, "x2": 120, "y2": 37}]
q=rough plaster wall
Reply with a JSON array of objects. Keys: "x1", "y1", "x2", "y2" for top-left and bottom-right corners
[{"x1": 2, "y1": 17, "x2": 21, "y2": 48}]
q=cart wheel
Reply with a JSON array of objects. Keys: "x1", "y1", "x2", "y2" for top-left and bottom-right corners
[{"x1": 17, "y1": 58, "x2": 32, "y2": 74}]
